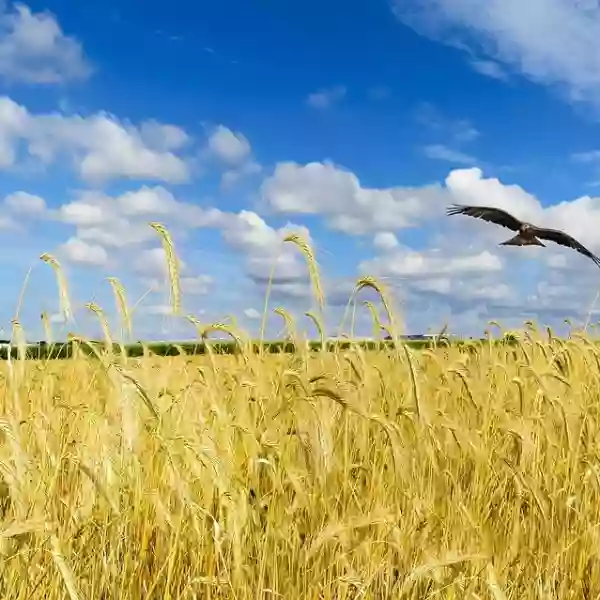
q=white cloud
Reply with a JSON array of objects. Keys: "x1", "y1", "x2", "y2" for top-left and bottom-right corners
[
  {"x1": 4, "y1": 190, "x2": 45, "y2": 215},
  {"x1": 469, "y1": 59, "x2": 509, "y2": 81},
  {"x1": 0, "y1": 96, "x2": 191, "y2": 183},
  {"x1": 54, "y1": 186, "x2": 215, "y2": 250},
  {"x1": 0, "y1": 3, "x2": 92, "y2": 84},
  {"x1": 214, "y1": 210, "x2": 313, "y2": 291},
  {"x1": 221, "y1": 160, "x2": 262, "y2": 189},
  {"x1": 307, "y1": 86, "x2": 347, "y2": 109},
  {"x1": 261, "y1": 160, "x2": 446, "y2": 234},
  {"x1": 243, "y1": 307, "x2": 261, "y2": 320},
  {"x1": 361, "y1": 246, "x2": 502, "y2": 279},
  {"x1": 207, "y1": 125, "x2": 251, "y2": 165},
  {"x1": 204, "y1": 124, "x2": 262, "y2": 188},
  {"x1": 116, "y1": 186, "x2": 178, "y2": 216},
  {"x1": 392, "y1": 0, "x2": 600, "y2": 109},
  {"x1": 444, "y1": 167, "x2": 543, "y2": 224},
  {"x1": 373, "y1": 231, "x2": 399, "y2": 251},
  {"x1": 134, "y1": 247, "x2": 175, "y2": 278},
  {"x1": 139, "y1": 120, "x2": 190, "y2": 152},
  {"x1": 423, "y1": 144, "x2": 478, "y2": 165},
  {"x1": 59, "y1": 237, "x2": 108, "y2": 266}
]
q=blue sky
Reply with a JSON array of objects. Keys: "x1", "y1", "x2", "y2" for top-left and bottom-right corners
[{"x1": 1, "y1": 0, "x2": 600, "y2": 341}]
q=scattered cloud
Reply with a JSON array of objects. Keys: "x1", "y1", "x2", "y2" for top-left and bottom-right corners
[
  {"x1": 6, "y1": 151, "x2": 600, "y2": 337},
  {"x1": 422, "y1": 143, "x2": 478, "y2": 165},
  {"x1": 469, "y1": 58, "x2": 509, "y2": 81},
  {"x1": 572, "y1": 150, "x2": 600, "y2": 164},
  {"x1": 415, "y1": 102, "x2": 480, "y2": 143},
  {"x1": 392, "y1": 0, "x2": 600, "y2": 110},
  {"x1": 415, "y1": 103, "x2": 482, "y2": 165},
  {"x1": 306, "y1": 85, "x2": 347, "y2": 109},
  {"x1": 0, "y1": 3, "x2": 92, "y2": 84},
  {"x1": 0, "y1": 96, "x2": 191, "y2": 183}
]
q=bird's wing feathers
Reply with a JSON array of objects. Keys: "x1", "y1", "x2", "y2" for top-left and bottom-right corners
[
  {"x1": 445, "y1": 204, "x2": 523, "y2": 231},
  {"x1": 529, "y1": 226, "x2": 600, "y2": 268}
]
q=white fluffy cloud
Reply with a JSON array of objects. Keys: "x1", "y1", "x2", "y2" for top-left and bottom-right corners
[
  {"x1": 0, "y1": 3, "x2": 91, "y2": 84},
  {"x1": 4, "y1": 191, "x2": 46, "y2": 215},
  {"x1": 373, "y1": 232, "x2": 399, "y2": 251},
  {"x1": 261, "y1": 160, "x2": 446, "y2": 234},
  {"x1": 205, "y1": 124, "x2": 262, "y2": 188},
  {"x1": 0, "y1": 96, "x2": 191, "y2": 183},
  {"x1": 362, "y1": 246, "x2": 502, "y2": 278},
  {"x1": 59, "y1": 237, "x2": 108, "y2": 266},
  {"x1": 392, "y1": 0, "x2": 600, "y2": 109},
  {"x1": 207, "y1": 125, "x2": 251, "y2": 165}
]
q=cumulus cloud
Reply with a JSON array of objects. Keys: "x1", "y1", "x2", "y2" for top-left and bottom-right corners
[
  {"x1": 361, "y1": 246, "x2": 502, "y2": 279},
  {"x1": 59, "y1": 237, "x2": 108, "y2": 266},
  {"x1": 261, "y1": 160, "x2": 447, "y2": 234},
  {"x1": 205, "y1": 124, "x2": 262, "y2": 188},
  {"x1": 4, "y1": 190, "x2": 46, "y2": 215},
  {"x1": 0, "y1": 3, "x2": 92, "y2": 84},
  {"x1": 207, "y1": 125, "x2": 251, "y2": 165},
  {"x1": 391, "y1": 0, "x2": 600, "y2": 109},
  {"x1": 0, "y1": 96, "x2": 191, "y2": 183},
  {"x1": 373, "y1": 231, "x2": 399, "y2": 251}
]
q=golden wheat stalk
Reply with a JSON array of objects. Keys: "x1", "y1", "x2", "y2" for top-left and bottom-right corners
[
  {"x1": 107, "y1": 276, "x2": 133, "y2": 341},
  {"x1": 40, "y1": 253, "x2": 72, "y2": 323},
  {"x1": 149, "y1": 222, "x2": 182, "y2": 315},
  {"x1": 40, "y1": 310, "x2": 53, "y2": 346},
  {"x1": 86, "y1": 302, "x2": 113, "y2": 352},
  {"x1": 260, "y1": 233, "x2": 324, "y2": 350},
  {"x1": 305, "y1": 310, "x2": 325, "y2": 351}
]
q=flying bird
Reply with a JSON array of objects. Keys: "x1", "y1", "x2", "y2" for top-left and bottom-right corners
[{"x1": 446, "y1": 203, "x2": 600, "y2": 268}]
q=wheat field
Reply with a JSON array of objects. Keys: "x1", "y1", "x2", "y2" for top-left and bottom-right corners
[{"x1": 0, "y1": 226, "x2": 599, "y2": 599}]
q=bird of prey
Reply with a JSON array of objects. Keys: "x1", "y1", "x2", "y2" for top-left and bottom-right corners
[{"x1": 446, "y1": 203, "x2": 600, "y2": 268}]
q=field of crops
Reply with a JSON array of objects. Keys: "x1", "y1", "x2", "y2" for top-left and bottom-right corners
[
  {"x1": 0, "y1": 325, "x2": 598, "y2": 599},
  {"x1": 1, "y1": 230, "x2": 599, "y2": 598}
]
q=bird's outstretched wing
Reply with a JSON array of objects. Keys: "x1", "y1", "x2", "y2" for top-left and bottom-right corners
[
  {"x1": 446, "y1": 204, "x2": 523, "y2": 232},
  {"x1": 529, "y1": 226, "x2": 600, "y2": 268}
]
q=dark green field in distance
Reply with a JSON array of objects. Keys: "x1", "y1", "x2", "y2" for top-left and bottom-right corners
[{"x1": 0, "y1": 335, "x2": 522, "y2": 360}]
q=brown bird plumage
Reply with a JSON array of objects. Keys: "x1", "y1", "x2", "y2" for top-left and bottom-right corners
[{"x1": 446, "y1": 203, "x2": 600, "y2": 268}]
